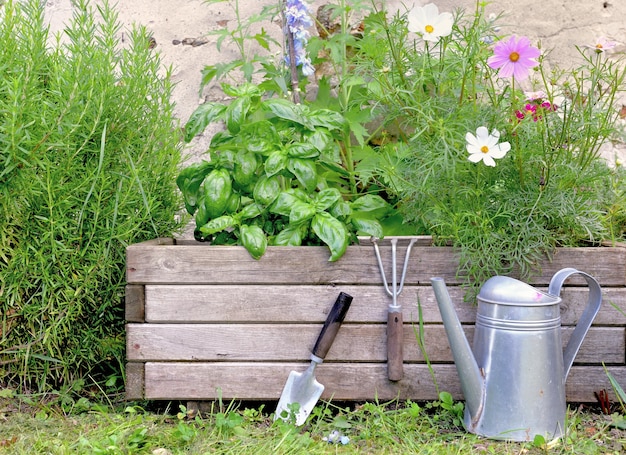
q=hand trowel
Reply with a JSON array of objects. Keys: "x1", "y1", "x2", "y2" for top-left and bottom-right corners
[{"x1": 274, "y1": 291, "x2": 353, "y2": 426}]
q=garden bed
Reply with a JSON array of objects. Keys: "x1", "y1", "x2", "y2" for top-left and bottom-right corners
[{"x1": 125, "y1": 237, "x2": 626, "y2": 403}]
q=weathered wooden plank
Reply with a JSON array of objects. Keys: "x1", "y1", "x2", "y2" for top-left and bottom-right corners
[
  {"x1": 127, "y1": 243, "x2": 626, "y2": 286},
  {"x1": 143, "y1": 285, "x2": 626, "y2": 326},
  {"x1": 125, "y1": 362, "x2": 145, "y2": 400},
  {"x1": 127, "y1": 324, "x2": 624, "y2": 364},
  {"x1": 125, "y1": 285, "x2": 145, "y2": 322},
  {"x1": 142, "y1": 362, "x2": 626, "y2": 403}
]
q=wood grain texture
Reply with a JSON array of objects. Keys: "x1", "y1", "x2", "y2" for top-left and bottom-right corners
[
  {"x1": 140, "y1": 362, "x2": 626, "y2": 403},
  {"x1": 126, "y1": 324, "x2": 624, "y2": 364},
  {"x1": 142, "y1": 285, "x2": 626, "y2": 326},
  {"x1": 126, "y1": 242, "x2": 626, "y2": 286},
  {"x1": 125, "y1": 362, "x2": 144, "y2": 400},
  {"x1": 125, "y1": 239, "x2": 626, "y2": 402},
  {"x1": 124, "y1": 285, "x2": 145, "y2": 322}
]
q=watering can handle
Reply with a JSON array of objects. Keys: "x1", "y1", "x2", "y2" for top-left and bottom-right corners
[{"x1": 548, "y1": 267, "x2": 602, "y2": 380}]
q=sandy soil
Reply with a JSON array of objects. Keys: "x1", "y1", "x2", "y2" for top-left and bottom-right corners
[{"x1": 43, "y1": 0, "x2": 626, "y2": 162}]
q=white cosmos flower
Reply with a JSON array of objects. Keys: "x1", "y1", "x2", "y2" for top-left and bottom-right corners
[
  {"x1": 407, "y1": 3, "x2": 453, "y2": 42},
  {"x1": 466, "y1": 127, "x2": 510, "y2": 167}
]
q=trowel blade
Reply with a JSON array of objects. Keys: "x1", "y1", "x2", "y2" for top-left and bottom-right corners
[{"x1": 274, "y1": 363, "x2": 324, "y2": 426}]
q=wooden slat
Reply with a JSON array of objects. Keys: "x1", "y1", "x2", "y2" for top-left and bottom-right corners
[
  {"x1": 144, "y1": 285, "x2": 475, "y2": 324},
  {"x1": 127, "y1": 242, "x2": 626, "y2": 286},
  {"x1": 125, "y1": 285, "x2": 145, "y2": 322},
  {"x1": 143, "y1": 285, "x2": 626, "y2": 326},
  {"x1": 127, "y1": 324, "x2": 624, "y2": 364},
  {"x1": 125, "y1": 362, "x2": 145, "y2": 400},
  {"x1": 141, "y1": 362, "x2": 626, "y2": 403}
]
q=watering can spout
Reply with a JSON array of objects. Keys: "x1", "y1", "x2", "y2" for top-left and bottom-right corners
[{"x1": 431, "y1": 277, "x2": 484, "y2": 424}]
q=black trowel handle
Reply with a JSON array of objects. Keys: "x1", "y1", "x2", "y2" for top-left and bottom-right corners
[{"x1": 311, "y1": 292, "x2": 353, "y2": 360}]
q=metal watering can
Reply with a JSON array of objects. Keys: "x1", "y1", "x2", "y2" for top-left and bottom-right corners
[{"x1": 431, "y1": 268, "x2": 602, "y2": 441}]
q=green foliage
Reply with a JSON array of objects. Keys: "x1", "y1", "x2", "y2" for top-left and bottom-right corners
[
  {"x1": 350, "y1": 3, "x2": 626, "y2": 285},
  {"x1": 180, "y1": 0, "x2": 410, "y2": 261},
  {"x1": 183, "y1": 0, "x2": 626, "y2": 273},
  {"x1": 0, "y1": 0, "x2": 183, "y2": 391},
  {"x1": 179, "y1": 82, "x2": 395, "y2": 260}
]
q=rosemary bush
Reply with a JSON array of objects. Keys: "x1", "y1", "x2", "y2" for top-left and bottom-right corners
[{"x1": 0, "y1": 0, "x2": 182, "y2": 391}]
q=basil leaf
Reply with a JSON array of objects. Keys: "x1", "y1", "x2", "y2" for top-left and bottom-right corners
[
  {"x1": 184, "y1": 103, "x2": 227, "y2": 142},
  {"x1": 226, "y1": 96, "x2": 251, "y2": 135},
  {"x1": 274, "y1": 225, "x2": 305, "y2": 246},
  {"x1": 288, "y1": 158, "x2": 317, "y2": 192},
  {"x1": 350, "y1": 194, "x2": 389, "y2": 213},
  {"x1": 240, "y1": 224, "x2": 267, "y2": 259},
  {"x1": 289, "y1": 200, "x2": 316, "y2": 224},
  {"x1": 312, "y1": 212, "x2": 348, "y2": 261},
  {"x1": 314, "y1": 188, "x2": 342, "y2": 211},
  {"x1": 351, "y1": 217, "x2": 384, "y2": 238},
  {"x1": 176, "y1": 160, "x2": 213, "y2": 214},
  {"x1": 253, "y1": 175, "x2": 280, "y2": 206},
  {"x1": 265, "y1": 149, "x2": 288, "y2": 176},
  {"x1": 203, "y1": 168, "x2": 233, "y2": 218},
  {"x1": 198, "y1": 215, "x2": 237, "y2": 236}
]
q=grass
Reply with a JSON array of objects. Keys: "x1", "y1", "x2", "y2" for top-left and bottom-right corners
[{"x1": 1, "y1": 393, "x2": 625, "y2": 454}]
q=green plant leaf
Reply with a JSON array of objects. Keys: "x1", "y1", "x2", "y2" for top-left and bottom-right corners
[
  {"x1": 331, "y1": 199, "x2": 352, "y2": 218},
  {"x1": 308, "y1": 109, "x2": 346, "y2": 130},
  {"x1": 239, "y1": 202, "x2": 263, "y2": 220},
  {"x1": 312, "y1": 212, "x2": 348, "y2": 261},
  {"x1": 184, "y1": 103, "x2": 227, "y2": 142},
  {"x1": 234, "y1": 151, "x2": 259, "y2": 186},
  {"x1": 274, "y1": 225, "x2": 305, "y2": 246},
  {"x1": 287, "y1": 143, "x2": 320, "y2": 159},
  {"x1": 176, "y1": 160, "x2": 213, "y2": 213},
  {"x1": 240, "y1": 224, "x2": 267, "y2": 259},
  {"x1": 264, "y1": 98, "x2": 309, "y2": 127},
  {"x1": 271, "y1": 190, "x2": 300, "y2": 217},
  {"x1": 288, "y1": 158, "x2": 317, "y2": 192},
  {"x1": 241, "y1": 120, "x2": 280, "y2": 153},
  {"x1": 314, "y1": 188, "x2": 342, "y2": 211},
  {"x1": 307, "y1": 129, "x2": 334, "y2": 153},
  {"x1": 203, "y1": 168, "x2": 233, "y2": 218},
  {"x1": 351, "y1": 217, "x2": 383, "y2": 237},
  {"x1": 253, "y1": 175, "x2": 280, "y2": 206},
  {"x1": 265, "y1": 149, "x2": 288, "y2": 176},
  {"x1": 198, "y1": 215, "x2": 237, "y2": 236},
  {"x1": 289, "y1": 200, "x2": 316, "y2": 224},
  {"x1": 226, "y1": 96, "x2": 251, "y2": 134},
  {"x1": 350, "y1": 194, "x2": 389, "y2": 213}
]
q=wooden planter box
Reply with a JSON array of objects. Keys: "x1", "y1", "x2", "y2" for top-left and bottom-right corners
[{"x1": 125, "y1": 237, "x2": 626, "y2": 404}]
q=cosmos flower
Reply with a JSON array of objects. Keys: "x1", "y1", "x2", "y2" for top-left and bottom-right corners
[
  {"x1": 407, "y1": 3, "x2": 453, "y2": 42},
  {"x1": 487, "y1": 35, "x2": 540, "y2": 80},
  {"x1": 515, "y1": 103, "x2": 538, "y2": 121},
  {"x1": 466, "y1": 126, "x2": 511, "y2": 167},
  {"x1": 524, "y1": 90, "x2": 547, "y2": 102},
  {"x1": 587, "y1": 37, "x2": 617, "y2": 54}
]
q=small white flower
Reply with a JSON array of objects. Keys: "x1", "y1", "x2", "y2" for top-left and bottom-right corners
[
  {"x1": 466, "y1": 126, "x2": 510, "y2": 167},
  {"x1": 407, "y1": 3, "x2": 453, "y2": 42}
]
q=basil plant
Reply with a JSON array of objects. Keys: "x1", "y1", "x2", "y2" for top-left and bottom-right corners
[{"x1": 177, "y1": 83, "x2": 393, "y2": 261}]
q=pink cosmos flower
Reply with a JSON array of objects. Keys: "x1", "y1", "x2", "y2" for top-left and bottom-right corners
[
  {"x1": 515, "y1": 101, "x2": 557, "y2": 122},
  {"x1": 515, "y1": 103, "x2": 537, "y2": 121},
  {"x1": 587, "y1": 37, "x2": 617, "y2": 54},
  {"x1": 487, "y1": 35, "x2": 541, "y2": 80}
]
